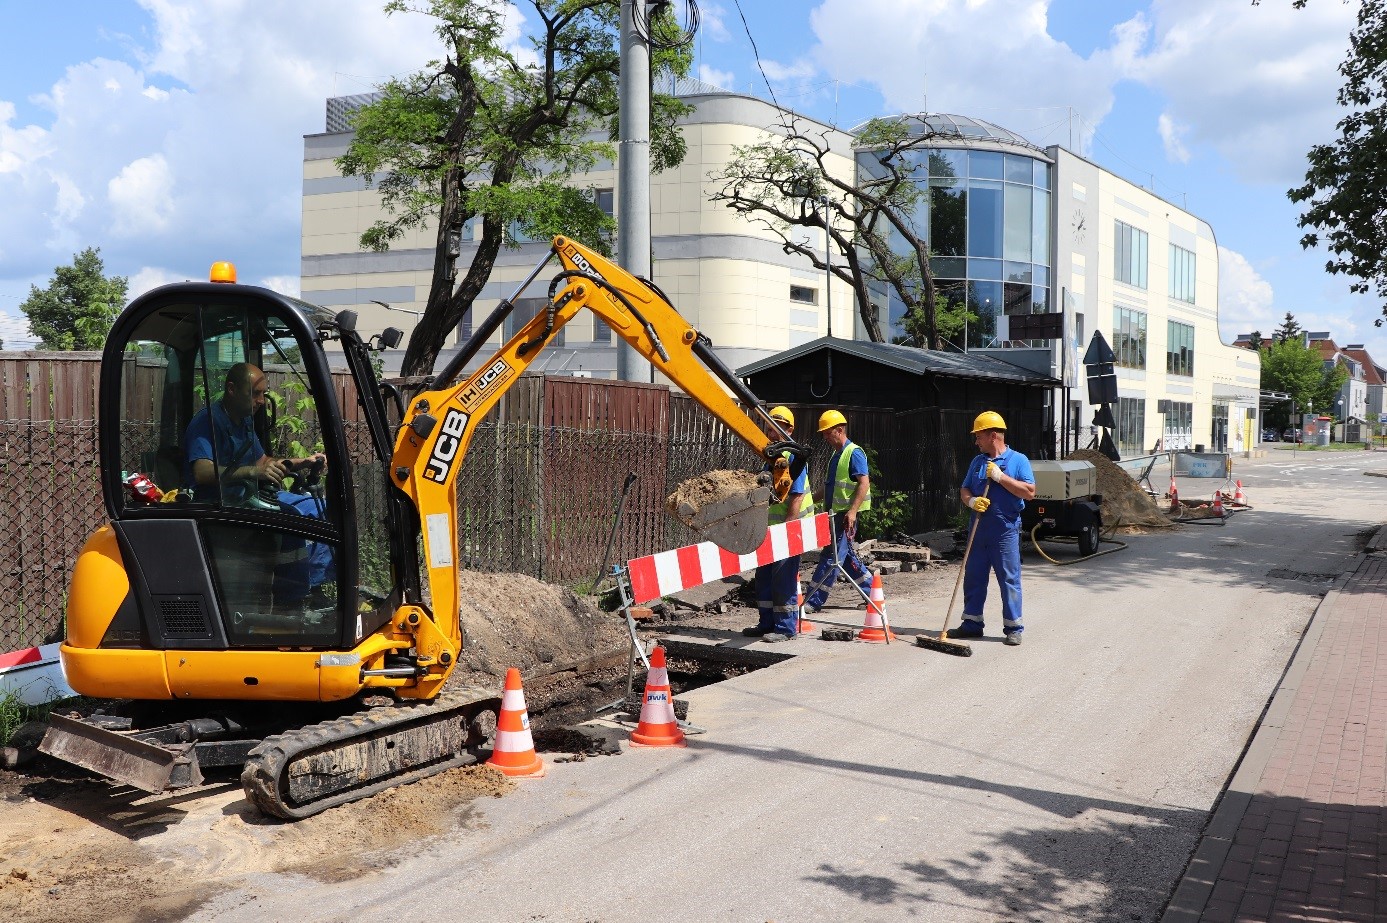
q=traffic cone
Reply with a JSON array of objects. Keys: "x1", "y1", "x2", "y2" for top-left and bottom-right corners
[
  {"x1": 796, "y1": 579, "x2": 817, "y2": 634},
  {"x1": 1234, "y1": 480, "x2": 1247, "y2": 505},
  {"x1": 1169, "y1": 475, "x2": 1179, "y2": 506},
  {"x1": 857, "y1": 572, "x2": 896, "y2": 643},
  {"x1": 1212, "y1": 491, "x2": 1225, "y2": 517},
  {"x1": 485, "y1": 667, "x2": 546, "y2": 778},
  {"x1": 630, "y1": 646, "x2": 686, "y2": 748}
]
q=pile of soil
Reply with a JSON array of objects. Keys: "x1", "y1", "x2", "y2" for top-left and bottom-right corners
[
  {"x1": 1065, "y1": 449, "x2": 1174, "y2": 530},
  {"x1": 454, "y1": 569, "x2": 628, "y2": 682},
  {"x1": 665, "y1": 469, "x2": 762, "y2": 516}
]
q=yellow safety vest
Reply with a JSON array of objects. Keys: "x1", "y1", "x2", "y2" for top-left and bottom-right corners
[{"x1": 830, "y1": 441, "x2": 871, "y2": 513}]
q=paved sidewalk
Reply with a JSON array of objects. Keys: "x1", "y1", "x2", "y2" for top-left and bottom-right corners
[{"x1": 1163, "y1": 539, "x2": 1387, "y2": 922}]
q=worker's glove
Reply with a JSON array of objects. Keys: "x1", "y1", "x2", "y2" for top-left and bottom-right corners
[
  {"x1": 986, "y1": 461, "x2": 1004, "y2": 483},
  {"x1": 967, "y1": 496, "x2": 991, "y2": 513}
]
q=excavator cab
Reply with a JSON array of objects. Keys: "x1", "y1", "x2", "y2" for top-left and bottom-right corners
[{"x1": 67, "y1": 278, "x2": 397, "y2": 700}]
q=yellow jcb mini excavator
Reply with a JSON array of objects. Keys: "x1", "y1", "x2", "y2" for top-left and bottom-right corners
[{"x1": 40, "y1": 237, "x2": 808, "y2": 818}]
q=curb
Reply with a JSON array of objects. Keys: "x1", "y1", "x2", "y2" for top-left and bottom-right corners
[{"x1": 1159, "y1": 555, "x2": 1360, "y2": 921}]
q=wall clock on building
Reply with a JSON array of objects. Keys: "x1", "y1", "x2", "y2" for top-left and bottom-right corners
[{"x1": 1072, "y1": 207, "x2": 1088, "y2": 244}]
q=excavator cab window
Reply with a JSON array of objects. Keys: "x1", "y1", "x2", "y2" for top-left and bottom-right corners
[{"x1": 109, "y1": 293, "x2": 351, "y2": 649}]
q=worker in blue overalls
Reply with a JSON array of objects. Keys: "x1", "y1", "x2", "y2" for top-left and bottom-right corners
[
  {"x1": 956, "y1": 411, "x2": 1036, "y2": 646},
  {"x1": 803, "y1": 409, "x2": 873, "y2": 613},
  {"x1": 744, "y1": 406, "x2": 814, "y2": 643}
]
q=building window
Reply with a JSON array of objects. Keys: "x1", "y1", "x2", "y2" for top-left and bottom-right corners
[
  {"x1": 1164, "y1": 400, "x2": 1193, "y2": 450},
  {"x1": 595, "y1": 187, "x2": 614, "y2": 217},
  {"x1": 1114, "y1": 220, "x2": 1148, "y2": 289},
  {"x1": 1167, "y1": 320, "x2": 1194, "y2": 377},
  {"x1": 505, "y1": 297, "x2": 564, "y2": 348},
  {"x1": 790, "y1": 285, "x2": 817, "y2": 305},
  {"x1": 1169, "y1": 244, "x2": 1196, "y2": 303},
  {"x1": 1117, "y1": 397, "x2": 1146, "y2": 456},
  {"x1": 1113, "y1": 306, "x2": 1147, "y2": 369}
]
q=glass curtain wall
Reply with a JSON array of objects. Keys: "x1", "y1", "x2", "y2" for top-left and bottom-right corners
[{"x1": 856, "y1": 143, "x2": 1051, "y2": 348}]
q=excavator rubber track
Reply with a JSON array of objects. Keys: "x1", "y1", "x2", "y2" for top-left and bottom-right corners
[{"x1": 241, "y1": 682, "x2": 500, "y2": 820}]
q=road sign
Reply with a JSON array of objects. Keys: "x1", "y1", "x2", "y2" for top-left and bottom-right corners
[{"x1": 1378, "y1": 412, "x2": 1387, "y2": 425}]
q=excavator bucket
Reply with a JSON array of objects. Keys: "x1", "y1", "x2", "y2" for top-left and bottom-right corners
[{"x1": 666, "y1": 470, "x2": 772, "y2": 555}]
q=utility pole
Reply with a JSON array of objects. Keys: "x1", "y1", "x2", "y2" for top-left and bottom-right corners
[{"x1": 617, "y1": 0, "x2": 652, "y2": 383}]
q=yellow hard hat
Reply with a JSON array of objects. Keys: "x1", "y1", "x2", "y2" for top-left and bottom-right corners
[
  {"x1": 817, "y1": 409, "x2": 847, "y2": 432},
  {"x1": 972, "y1": 410, "x2": 1007, "y2": 433},
  {"x1": 769, "y1": 405, "x2": 795, "y2": 427}
]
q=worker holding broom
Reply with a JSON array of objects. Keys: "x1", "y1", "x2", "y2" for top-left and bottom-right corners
[{"x1": 956, "y1": 411, "x2": 1035, "y2": 646}]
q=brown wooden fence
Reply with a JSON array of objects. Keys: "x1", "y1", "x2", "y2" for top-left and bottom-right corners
[{"x1": 0, "y1": 352, "x2": 986, "y2": 652}]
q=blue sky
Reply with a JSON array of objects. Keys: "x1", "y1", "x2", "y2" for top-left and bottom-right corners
[{"x1": 0, "y1": 0, "x2": 1378, "y2": 364}]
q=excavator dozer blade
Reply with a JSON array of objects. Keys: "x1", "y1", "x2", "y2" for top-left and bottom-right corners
[
  {"x1": 39, "y1": 713, "x2": 203, "y2": 794},
  {"x1": 667, "y1": 472, "x2": 772, "y2": 555}
]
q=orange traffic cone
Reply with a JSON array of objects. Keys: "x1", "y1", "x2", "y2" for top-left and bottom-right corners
[
  {"x1": 1169, "y1": 475, "x2": 1179, "y2": 506},
  {"x1": 1212, "y1": 491, "x2": 1225, "y2": 517},
  {"x1": 1233, "y1": 480, "x2": 1247, "y2": 505},
  {"x1": 486, "y1": 667, "x2": 546, "y2": 778},
  {"x1": 630, "y1": 646, "x2": 686, "y2": 748},
  {"x1": 796, "y1": 579, "x2": 817, "y2": 634},
  {"x1": 857, "y1": 572, "x2": 896, "y2": 643}
]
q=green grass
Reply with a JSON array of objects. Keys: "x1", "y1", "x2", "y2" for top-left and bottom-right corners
[
  {"x1": 0, "y1": 688, "x2": 37, "y2": 747},
  {"x1": 1270, "y1": 441, "x2": 1377, "y2": 452}
]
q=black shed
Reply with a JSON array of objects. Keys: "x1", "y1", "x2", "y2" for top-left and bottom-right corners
[{"x1": 737, "y1": 338, "x2": 1059, "y2": 532}]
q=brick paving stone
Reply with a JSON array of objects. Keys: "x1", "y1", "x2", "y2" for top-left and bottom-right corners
[{"x1": 1163, "y1": 554, "x2": 1387, "y2": 921}]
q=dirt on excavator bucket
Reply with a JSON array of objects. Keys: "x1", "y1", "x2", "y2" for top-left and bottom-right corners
[{"x1": 666, "y1": 469, "x2": 772, "y2": 555}]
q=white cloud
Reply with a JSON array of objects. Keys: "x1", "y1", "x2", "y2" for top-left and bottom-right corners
[
  {"x1": 1125, "y1": 0, "x2": 1358, "y2": 184},
  {"x1": 258, "y1": 274, "x2": 301, "y2": 298},
  {"x1": 698, "y1": 64, "x2": 735, "y2": 90},
  {"x1": 807, "y1": 0, "x2": 1125, "y2": 152},
  {"x1": 761, "y1": 58, "x2": 816, "y2": 82},
  {"x1": 0, "y1": 311, "x2": 35, "y2": 349},
  {"x1": 701, "y1": 3, "x2": 732, "y2": 42},
  {"x1": 1217, "y1": 245, "x2": 1275, "y2": 342},
  {"x1": 1157, "y1": 113, "x2": 1189, "y2": 164},
  {"x1": 108, "y1": 154, "x2": 175, "y2": 234},
  {"x1": 127, "y1": 265, "x2": 188, "y2": 298}
]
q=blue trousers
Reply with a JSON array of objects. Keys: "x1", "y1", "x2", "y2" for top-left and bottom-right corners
[
  {"x1": 754, "y1": 554, "x2": 802, "y2": 637},
  {"x1": 961, "y1": 525, "x2": 1024, "y2": 635},
  {"x1": 804, "y1": 513, "x2": 871, "y2": 609}
]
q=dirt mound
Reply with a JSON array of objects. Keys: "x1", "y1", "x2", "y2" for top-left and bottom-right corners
[
  {"x1": 455, "y1": 569, "x2": 628, "y2": 681},
  {"x1": 665, "y1": 469, "x2": 763, "y2": 515},
  {"x1": 1066, "y1": 449, "x2": 1174, "y2": 530}
]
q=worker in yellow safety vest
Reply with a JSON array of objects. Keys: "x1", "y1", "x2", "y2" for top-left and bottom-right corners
[
  {"x1": 744, "y1": 406, "x2": 815, "y2": 642},
  {"x1": 803, "y1": 409, "x2": 873, "y2": 613}
]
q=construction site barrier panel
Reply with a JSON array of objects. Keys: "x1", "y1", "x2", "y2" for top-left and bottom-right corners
[
  {"x1": 626, "y1": 513, "x2": 832, "y2": 604},
  {"x1": 1172, "y1": 452, "x2": 1232, "y2": 478}
]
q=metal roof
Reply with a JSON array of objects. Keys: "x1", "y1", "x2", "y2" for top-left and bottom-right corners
[
  {"x1": 737, "y1": 337, "x2": 1058, "y2": 385},
  {"x1": 850, "y1": 113, "x2": 1043, "y2": 153}
]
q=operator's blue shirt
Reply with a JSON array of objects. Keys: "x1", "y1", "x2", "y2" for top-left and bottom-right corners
[
  {"x1": 824, "y1": 444, "x2": 868, "y2": 513},
  {"x1": 183, "y1": 401, "x2": 264, "y2": 503},
  {"x1": 961, "y1": 447, "x2": 1034, "y2": 531}
]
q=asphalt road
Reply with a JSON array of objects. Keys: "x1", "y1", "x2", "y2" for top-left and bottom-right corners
[{"x1": 195, "y1": 448, "x2": 1387, "y2": 923}]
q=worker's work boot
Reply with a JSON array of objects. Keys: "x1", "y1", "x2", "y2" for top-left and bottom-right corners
[
  {"x1": 741, "y1": 627, "x2": 769, "y2": 637},
  {"x1": 760, "y1": 632, "x2": 792, "y2": 643},
  {"x1": 950, "y1": 621, "x2": 984, "y2": 639},
  {"x1": 1003, "y1": 632, "x2": 1023, "y2": 646}
]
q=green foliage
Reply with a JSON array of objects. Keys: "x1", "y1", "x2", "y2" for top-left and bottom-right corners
[
  {"x1": 1260, "y1": 336, "x2": 1348, "y2": 427},
  {"x1": 1245, "y1": 329, "x2": 1264, "y2": 351},
  {"x1": 1286, "y1": 0, "x2": 1387, "y2": 318},
  {"x1": 20, "y1": 248, "x2": 128, "y2": 350},
  {"x1": 855, "y1": 446, "x2": 911, "y2": 540},
  {"x1": 1273, "y1": 312, "x2": 1303, "y2": 344},
  {"x1": 337, "y1": 0, "x2": 692, "y2": 376},
  {"x1": 266, "y1": 377, "x2": 324, "y2": 459}
]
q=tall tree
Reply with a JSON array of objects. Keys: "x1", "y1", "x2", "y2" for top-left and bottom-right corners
[
  {"x1": 338, "y1": 0, "x2": 691, "y2": 377},
  {"x1": 1282, "y1": 0, "x2": 1387, "y2": 319},
  {"x1": 1245, "y1": 329, "x2": 1265, "y2": 351},
  {"x1": 708, "y1": 117, "x2": 961, "y2": 347},
  {"x1": 20, "y1": 248, "x2": 127, "y2": 351},
  {"x1": 1261, "y1": 335, "x2": 1348, "y2": 426},
  {"x1": 1273, "y1": 311, "x2": 1304, "y2": 343}
]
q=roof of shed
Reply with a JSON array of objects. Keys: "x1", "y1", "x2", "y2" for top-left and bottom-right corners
[{"x1": 737, "y1": 337, "x2": 1058, "y2": 385}]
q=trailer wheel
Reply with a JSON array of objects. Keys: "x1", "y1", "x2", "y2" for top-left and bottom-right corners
[{"x1": 1078, "y1": 523, "x2": 1100, "y2": 557}]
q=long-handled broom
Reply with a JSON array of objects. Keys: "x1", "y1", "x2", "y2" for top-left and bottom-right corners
[{"x1": 915, "y1": 481, "x2": 990, "y2": 657}]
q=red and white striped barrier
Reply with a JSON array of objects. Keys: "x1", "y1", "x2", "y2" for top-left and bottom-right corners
[
  {"x1": 0, "y1": 643, "x2": 75, "y2": 706},
  {"x1": 627, "y1": 512, "x2": 833, "y2": 604}
]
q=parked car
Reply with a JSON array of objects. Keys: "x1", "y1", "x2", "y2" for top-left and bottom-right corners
[
  {"x1": 1283, "y1": 427, "x2": 1304, "y2": 443},
  {"x1": 1262, "y1": 428, "x2": 1279, "y2": 442}
]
